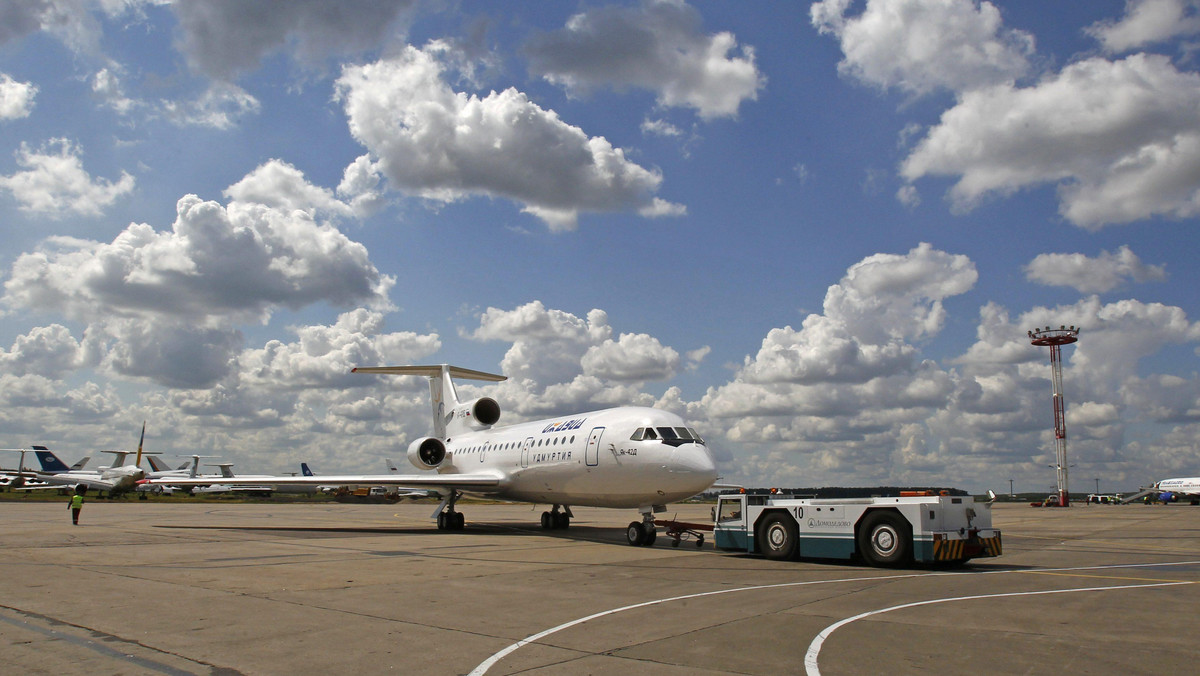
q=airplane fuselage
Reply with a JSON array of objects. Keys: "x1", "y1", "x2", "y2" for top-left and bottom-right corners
[
  {"x1": 435, "y1": 406, "x2": 716, "y2": 508},
  {"x1": 1155, "y1": 477, "x2": 1200, "y2": 496}
]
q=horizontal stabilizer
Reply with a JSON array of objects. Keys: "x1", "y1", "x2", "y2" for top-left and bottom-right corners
[{"x1": 351, "y1": 365, "x2": 506, "y2": 382}]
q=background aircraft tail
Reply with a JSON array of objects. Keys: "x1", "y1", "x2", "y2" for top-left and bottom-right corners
[
  {"x1": 146, "y1": 455, "x2": 171, "y2": 472},
  {"x1": 34, "y1": 448, "x2": 71, "y2": 473}
]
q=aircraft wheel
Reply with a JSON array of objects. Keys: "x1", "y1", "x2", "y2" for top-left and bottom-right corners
[
  {"x1": 453, "y1": 512, "x2": 465, "y2": 530},
  {"x1": 541, "y1": 512, "x2": 552, "y2": 529},
  {"x1": 553, "y1": 512, "x2": 569, "y2": 529},
  {"x1": 642, "y1": 526, "x2": 657, "y2": 547},
  {"x1": 436, "y1": 512, "x2": 447, "y2": 530},
  {"x1": 626, "y1": 521, "x2": 646, "y2": 546}
]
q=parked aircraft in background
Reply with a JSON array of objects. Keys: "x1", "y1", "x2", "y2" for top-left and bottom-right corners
[
  {"x1": 143, "y1": 364, "x2": 718, "y2": 545},
  {"x1": 23, "y1": 425, "x2": 151, "y2": 496},
  {"x1": 0, "y1": 448, "x2": 56, "y2": 488},
  {"x1": 1154, "y1": 476, "x2": 1200, "y2": 505},
  {"x1": 31, "y1": 447, "x2": 92, "y2": 474}
]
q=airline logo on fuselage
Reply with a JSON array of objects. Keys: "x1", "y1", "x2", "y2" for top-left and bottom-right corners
[{"x1": 542, "y1": 418, "x2": 587, "y2": 434}]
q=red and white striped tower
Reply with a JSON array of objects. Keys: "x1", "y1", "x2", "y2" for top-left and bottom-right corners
[{"x1": 1028, "y1": 325, "x2": 1080, "y2": 507}]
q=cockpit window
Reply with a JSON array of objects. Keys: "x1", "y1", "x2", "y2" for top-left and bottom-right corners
[
  {"x1": 656, "y1": 427, "x2": 679, "y2": 441},
  {"x1": 642, "y1": 427, "x2": 658, "y2": 440},
  {"x1": 688, "y1": 428, "x2": 705, "y2": 444},
  {"x1": 630, "y1": 427, "x2": 645, "y2": 441},
  {"x1": 674, "y1": 427, "x2": 694, "y2": 441}
]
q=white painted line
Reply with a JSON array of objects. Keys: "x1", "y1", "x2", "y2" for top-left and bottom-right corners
[
  {"x1": 467, "y1": 572, "x2": 928, "y2": 676},
  {"x1": 468, "y1": 560, "x2": 1200, "y2": 676},
  {"x1": 803, "y1": 581, "x2": 1191, "y2": 675}
]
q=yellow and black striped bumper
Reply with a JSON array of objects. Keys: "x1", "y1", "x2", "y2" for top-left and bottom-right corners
[{"x1": 933, "y1": 531, "x2": 1002, "y2": 560}]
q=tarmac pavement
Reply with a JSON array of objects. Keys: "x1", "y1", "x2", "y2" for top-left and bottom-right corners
[{"x1": 0, "y1": 499, "x2": 1196, "y2": 675}]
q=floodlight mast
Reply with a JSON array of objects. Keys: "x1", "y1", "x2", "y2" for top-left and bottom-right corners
[{"x1": 1028, "y1": 325, "x2": 1080, "y2": 507}]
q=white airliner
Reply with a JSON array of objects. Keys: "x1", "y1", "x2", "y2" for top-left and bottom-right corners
[
  {"x1": 142, "y1": 365, "x2": 719, "y2": 545},
  {"x1": 1154, "y1": 476, "x2": 1200, "y2": 504},
  {"x1": 22, "y1": 425, "x2": 152, "y2": 496}
]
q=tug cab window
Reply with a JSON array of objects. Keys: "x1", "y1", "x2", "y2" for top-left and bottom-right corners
[{"x1": 718, "y1": 501, "x2": 743, "y2": 523}]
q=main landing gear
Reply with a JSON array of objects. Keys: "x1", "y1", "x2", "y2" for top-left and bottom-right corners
[
  {"x1": 626, "y1": 508, "x2": 659, "y2": 547},
  {"x1": 436, "y1": 491, "x2": 465, "y2": 531},
  {"x1": 540, "y1": 505, "x2": 572, "y2": 530}
]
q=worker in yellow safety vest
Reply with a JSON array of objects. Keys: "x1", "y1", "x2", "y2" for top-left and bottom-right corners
[{"x1": 68, "y1": 485, "x2": 86, "y2": 525}]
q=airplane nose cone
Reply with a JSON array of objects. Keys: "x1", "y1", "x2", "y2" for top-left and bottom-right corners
[{"x1": 670, "y1": 444, "x2": 718, "y2": 488}]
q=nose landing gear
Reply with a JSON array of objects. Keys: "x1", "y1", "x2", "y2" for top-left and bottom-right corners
[{"x1": 626, "y1": 508, "x2": 659, "y2": 546}]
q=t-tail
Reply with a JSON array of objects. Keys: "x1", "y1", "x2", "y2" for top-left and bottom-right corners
[
  {"x1": 33, "y1": 447, "x2": 71, "y2": 473},
  {"x1": 351, "y1": 365, "x2": 506, "y2": 439}
]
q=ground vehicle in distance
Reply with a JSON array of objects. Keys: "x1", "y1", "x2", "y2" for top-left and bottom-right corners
[{"x1": 712, "y1": 491, "x2": 1002, "y2": 567}]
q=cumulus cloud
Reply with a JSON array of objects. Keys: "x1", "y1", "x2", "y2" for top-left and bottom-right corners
[
  {"x1": 901, "y1": 54, "x2": 1200, "y2": 228},
  {"x1": 0, "y1": 0, "x2": 104, "y2": 54},
  {"x1": 0, "y1": 324, "x2": 85, "y2": 378},
  {"x1": 524, "y1": 0, "x2": 764, "y2": 119},
  {"x1": 733, "y1": 243, "x2": 976, "y2": 387},
  {"x1": 582, "y1": 332, "x2": 680, "y2": 382},
  {"x1": 160, "y1": 82, "x2": 260, "y2": 129},
  {"x1": 5, "y1": 191, "x2": 392, "y2": 324},
  {"x1": 0, "y1": 138, "x2": 135, "y2": 216},
  {"x1": 959, "y1": 295, "x2": 1200, "y2": 388},
  {"x1": 1087, "y1": 0, "x2": 1200, "y2": 53},
  {"x1": 239, "y1": 309, "x2": 441, "y2": 390},
  {"x1": 699, "y1": 244, "x2": 976, "y2": 484},
  {"x1": 465, "y1": 301, "x2": 611, "y2": 387},
  {"x1": 0, "y1": 73, "x2": 37, "y2": 119},
  {"x1": 461, "y1": 301, "x2": 685, "y2": 415},
  {"x1": 811, "y1": 0, "x2": 1034, "y2": 96},
  {"x1": 335, "y1": 42, "x2": 682, "y2": 230},
  {"x1": 2, "y1": 164, "x2": 395, "y2": 387},
  {"x1": 172, "y1": 0, "x2": 417, "y2": 79},
  {"x1": 824, "y1": 242, "x2": 978, "y2": 343},
  {"x1": 1024, "y1": 246, "x2": 1167, "y2": 293},
  {"x1": 91, "y1": 67, "x2": 137, "y2": 115},
  {"x1": 225, "y1": 159, "x2": 353, "y2": 218}
]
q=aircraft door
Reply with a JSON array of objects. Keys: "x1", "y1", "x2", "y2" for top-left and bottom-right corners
[
  {"x1": 585, "y1": 427, "x2": 604, "y2": 467},
  {"x1": 521, "y1": 437, "x2": 533, "y2": 468}
]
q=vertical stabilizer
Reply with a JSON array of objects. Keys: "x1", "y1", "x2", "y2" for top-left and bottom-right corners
[
  {"x1": 33, "y1": 450, "x2": 72, "y2": 473},
  {"x1": 352, "y1": 364, "x2": 506, "y2": 438},
  {"x1": 134, "y1": 421, "x2": 146, "y2": 467}
]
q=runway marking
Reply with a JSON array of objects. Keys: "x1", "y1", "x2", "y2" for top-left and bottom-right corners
[
  {"x1": 803, "y1": 581, "x2": 1191, "y2": 676},
  {"x1": 467, "y1": 560, "x2": 1200, "y2": 676},
  {"x1": 1023, "y1": 570, "x2": 1184, "y2": 583}
]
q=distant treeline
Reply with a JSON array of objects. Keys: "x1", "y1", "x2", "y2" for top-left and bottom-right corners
[{"x1": 711, "y1": 486, "x2": 969, "y2": 499}]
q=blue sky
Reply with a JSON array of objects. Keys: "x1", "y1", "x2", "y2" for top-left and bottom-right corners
[{"x1": 1, "y1": 0, "x2": 1198, "y2": 495}]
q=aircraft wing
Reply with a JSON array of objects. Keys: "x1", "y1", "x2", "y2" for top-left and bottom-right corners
[
  {"x1": 140, "y1": 472, "x2": 503, "y2": 491},
  {"x1": 16, "y1": 474, "x2": 118, "y2": 492}
]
